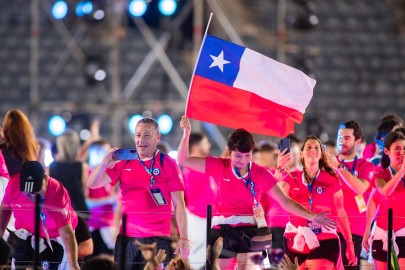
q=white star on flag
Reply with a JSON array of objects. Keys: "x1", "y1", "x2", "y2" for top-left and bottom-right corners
[{"x1": 209, "y1": 50, "x2": 230, "y2": 72}]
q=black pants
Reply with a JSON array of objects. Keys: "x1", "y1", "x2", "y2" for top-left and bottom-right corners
[
  {"x1": 7, "y1": 232, "x2": 64, "y2": 270},
  {"x1": 338, "y1": 232, "x2": 362, "y2": 270},
  {"x1": 114, "y1": 234, "x2": 170, "y2": 270}
]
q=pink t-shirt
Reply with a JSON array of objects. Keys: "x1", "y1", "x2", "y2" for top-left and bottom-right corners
[
  {"x1": 87, "y1": 185, "x2": 117, "y2": 229},
  {"x1": 0, "y1": 151, "x2": 10, "y2": 179},
  {"x1": 205, "y1": 157, "x2": 276, "y2": 219},
  {"x1": 337, "y1": 157, "x2": 374, "y2": 236},
  {"x1": 373, "y1": 167, "x2": 405, "y2": 231},
  {"x1": 2, "y1": 175, "x2": 78, "y2": 238},
  {"x1": 106, "y1": 152, "x2": 184, "y2": 237},
  {"x1": 183, "y1": 167, "x2": 217, "y2": 218},
  {"x1": 261, "y1": 168, "x2": 289, "y2": 227},
  {"x1": 284, "y1": 170, "x2": 341, "y2": 238}
]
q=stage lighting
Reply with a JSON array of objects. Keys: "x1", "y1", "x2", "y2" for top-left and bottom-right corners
[
  {"x1": 129, "y1": 0, "x2": 148, "y2": 17},
  {"x1": 158, "y1": 0, "x2": 177, "y2": 16},
  {"x1": 75, "y1": 1, "x2": 93, "y2": 17},
  {"x1": 48, "y1": 115, "x2": 66, "y2": 136},
  {"x1": 157, "y1": 114, "x2": 173, "y2": 135},
  {"x1": 84, "y1": 53, "x2": 106, "y2": 84},
  {"x1": 51, "y1": 0, "x2": 68, "y2": 20},
  {"x1": 128, "y1": 114, "x2": 143, "y2": 134}
]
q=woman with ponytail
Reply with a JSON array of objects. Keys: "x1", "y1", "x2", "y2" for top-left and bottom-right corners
[
  {"x1": 365, "y1": 131, "x2": 405, "y2": 269},
  {"x1": 281, "y1": 134, "x2": 356, "y2": 270}
]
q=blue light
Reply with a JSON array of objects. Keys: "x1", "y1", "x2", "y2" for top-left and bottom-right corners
[
  {"x1": 76, "y1": 1, "x2": 93, "y2": 17},
  {"x1": 158, "y1": 0, "x2": 177, "y2": 16},
  {"x1": 157, "y1": 114, "x2": 173, "y2": 135},
  {"x1": 48, "y1": 116, "x2": 66, "y2": 136},
  {"x1": 128, "y1": 114, "x2": 143, "y2": 134},
  {"x1": 51, "y1": 1, "x2": 68, "y2": 20},
  {"x1": 128, "y1": 0, "x2": 148, "y2": 17}
]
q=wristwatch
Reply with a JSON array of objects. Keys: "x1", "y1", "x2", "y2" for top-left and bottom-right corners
[{"x1": 337, "y1": 164, "x2": 346, "y2": 171}]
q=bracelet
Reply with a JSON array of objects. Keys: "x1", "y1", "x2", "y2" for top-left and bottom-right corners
[{"x1": 179, "y1": 237, "x2": 190, "y2": 242}]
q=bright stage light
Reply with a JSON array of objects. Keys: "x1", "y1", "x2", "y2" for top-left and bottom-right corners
[
  {"x1": 76, "y1": 1, "x2": 93, "y2": 17},
  {"x1": 158, "y1": 0, "x2": 177, "y2": 16},
  {"x1": 48, "y1": 115, "x2": 66, "y2": 136},
  {"x1": 51, "y1": 1, "x2": 68, "y2": 20},
  {"x1": 157, "y1": 114, "x2": 173, "y2": 135},
  {"x1": 128, "y1": 114, "x2": 143, "y2": 134},
  {"x1": 129, "y1": 0, "x2": 148, "y2": 17}
]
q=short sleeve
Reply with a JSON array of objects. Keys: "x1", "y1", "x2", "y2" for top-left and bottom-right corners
[{"x1": 105, "y1": 161, "x2": 126, "y2": 186}]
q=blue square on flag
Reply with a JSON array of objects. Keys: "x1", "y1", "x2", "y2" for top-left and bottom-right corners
[{"x1": 195, "y1": 35, "x2": 245, "y2": 87}]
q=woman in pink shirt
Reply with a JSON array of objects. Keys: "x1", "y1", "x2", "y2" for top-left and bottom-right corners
[
  {"x1": 178, "y1": 116, "x2": 335, "y2": 270},
  {"x1": 365, "y1": 131, "x2": 405, "y2": 270},
  {"x1": 281, "y1": 134, "x2": 356, "y2": 270}
]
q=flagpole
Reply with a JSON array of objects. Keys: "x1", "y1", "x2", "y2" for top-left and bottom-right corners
[{"x1": 184, "y1": 12, "x2": 214, "y2": 114}]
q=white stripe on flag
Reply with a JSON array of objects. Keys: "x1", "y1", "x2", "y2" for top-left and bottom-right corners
[{"x1": 233, "y1": 48, "x2": 315, "y2": 114}]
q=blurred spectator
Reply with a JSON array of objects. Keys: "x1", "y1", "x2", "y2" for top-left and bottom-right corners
[
  {"x1": 258, "y1": 140, "x2": 278, "y2": 168},
  {"x1": 81, "y1": 254, "x2": 117, "y2": 270},
  {"x1": 49, "y1": 129, "x2": 90, "y2": 219}
]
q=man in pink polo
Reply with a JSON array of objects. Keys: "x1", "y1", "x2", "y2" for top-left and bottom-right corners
[
  {"x1": 87, "y1": 117, "x2": 189, "y2": 270},
  {"x1": 0, "y1": 161, "x2": 79, "y2": 270},
  {"x1": 327, "y1": 121, "x2": 375, "y2": 270}
]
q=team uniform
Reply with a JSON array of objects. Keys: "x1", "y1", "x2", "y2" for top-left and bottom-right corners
[
  {"x1": 371, "y1": 167, "x2": 405, "y2": 262},
  {"x1": 336, "y1": 156, "x2": 374, "y2": 269},
  {"x1": 86, "y1": 185, "x2": 117, "y2": 256},
  {"x1": 105, "y1": 150, "x2": 184, "y2": 270},
  {"x1": 0, "y1": 151, "x2": 10, "y2": 201},
  {"x1": 260, "y1": 168, "x2": 289, "y2": 263},
  {"x1": 2, "y1": 176, "x2": 78, "y2": 269},
  {"x1": 183, "y1": 167, "x2": 217, "y2": 269},
  {"x1": 283, "y1": 170, "x2": 342, "y2": 265},
  {"x1": 205, "y1": 157, "x2": 276, "y2": 255}
]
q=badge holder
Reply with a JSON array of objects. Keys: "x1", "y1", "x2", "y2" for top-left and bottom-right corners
[
  {"x1": 355, "y1": 194, "x2": 367, "y2": 213},
  {"x1": 148, "y1": 186, "x2": 168, "y2": 206},
  {"x1": 307, "y1": 220, "x2": 322, "y2": 234},
  {"x1": 253, "y1": 203, "x2": 267, "y2": 228}
]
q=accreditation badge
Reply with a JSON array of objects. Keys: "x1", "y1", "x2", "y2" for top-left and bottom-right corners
[
  {"x1": 148, "y1": 186, "x2": 168, "y2": 206},
  {"x1": 355, "y1": 194, "x2": 367, "y2": 213},
  {"x1": 253, "y1": 203, "x2": 267, "y2": 228}
]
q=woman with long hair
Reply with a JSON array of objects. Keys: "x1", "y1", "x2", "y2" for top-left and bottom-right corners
[
  {"x1": 365, "y1": 131, "x2": 405, "y2": 269},
  {"x1": 0, "y1": 108, "x2": 39, "y2": 177},
  {"x1": 282, "y1": 134, "x2": 356, "y2": 270}
]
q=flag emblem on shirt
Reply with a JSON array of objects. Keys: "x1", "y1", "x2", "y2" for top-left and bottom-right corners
[
  {"x1": 316, "y1": 187, "x2": 323, "y2": 194},
  {"x1": 186, "y1": 35, "x2": 316, "y2": 137},
  {"x1": 153, "y1": 168, "x2": 161, "y2": 176}
]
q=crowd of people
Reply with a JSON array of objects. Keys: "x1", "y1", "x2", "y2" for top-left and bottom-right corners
[{"x1": 0, "y1": 108, "x2": 404, "y2": 270}]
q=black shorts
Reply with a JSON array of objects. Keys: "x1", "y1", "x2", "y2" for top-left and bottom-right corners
[
  {"x1": 284, "y1": 237, "x2": 340, "y2": 266},
  {"x1": 338, "y1": 232, "x2": 362, "y2": 270},
  {"x1": 210, "y1": 225, "x2": 272, "y2": 258},
  {"x1": 372, "y1": 237, "x2": 405, "y2": 262},
  {"x1": 114, "y1": 234, "x2": 170, "y2": 270}
]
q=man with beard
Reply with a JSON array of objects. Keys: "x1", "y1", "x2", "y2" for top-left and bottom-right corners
[{"x1": 327, "y1": 120, "x2": 375, "y2": 270}]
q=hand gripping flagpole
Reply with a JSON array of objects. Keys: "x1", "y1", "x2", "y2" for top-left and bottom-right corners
[{"x1": 185, "y1": 12, "x2": 214, "y2": 114}]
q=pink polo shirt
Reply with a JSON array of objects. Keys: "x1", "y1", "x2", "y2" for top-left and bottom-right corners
[
  {"x1": 284, "y1": 170, "x2": 341, "y2": 239},
  {"x1": 205, "y1": 157, "x2": 276, "y2": 221},
  {"x1": 183, "y1": 167, "x2": 217, "y2": 218},
  {"x1": 0, "y1": 152, "x2": 9, "y2": 179},
  {"x1": 373, "y1": 167, "x2": 405, "y2": 231},
  {"x1": 106, "y1": 151, "x2": 184, "y2": 237},
  {"x1": 336, "y1": 157, "x2": 374, "y2": 236},
  {"x1": 2, "y1": 175, "x2": 78, "y2": 238}
]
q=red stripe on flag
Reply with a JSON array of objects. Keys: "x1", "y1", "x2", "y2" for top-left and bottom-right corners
[{"x1": 186, "y1": 75, "x2": 303, "y2": 137}]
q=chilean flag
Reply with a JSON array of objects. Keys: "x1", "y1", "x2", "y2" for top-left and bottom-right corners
[{"x1": 186, "y1": 35, "x2": 316, "y2": 137}]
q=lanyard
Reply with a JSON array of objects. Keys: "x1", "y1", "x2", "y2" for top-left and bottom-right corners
[
  {"x1": 341, "y1": 156, "x2": 358, "y2": 175},
  {"x1": 137, "y1": 150, "x2": 157, "y2": 185},
  {"x1": 234, "y1": 165, "x2": 258, "y2": 204},
  {"x1": 39, "y1": 196, "x2": 54, "y2": 251},
  {"x1": 388, "y1": 167, "x2": 405, "y2": 187},
  {"x1": 306, "y1": 170, "x2": 320, "y2": 212}
]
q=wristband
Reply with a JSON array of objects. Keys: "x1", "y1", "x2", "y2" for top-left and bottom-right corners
[{"x1": 179, "y1": 237, "x2": 190, "y2": 242}]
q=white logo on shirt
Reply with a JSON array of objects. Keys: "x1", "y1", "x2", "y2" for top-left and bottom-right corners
[
  {"x1": 125, "y1": 169, "x2": 131, "y2": 171},
  {"x1": 222, "y1": 178, "x2": 230, "y2": 182}
]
